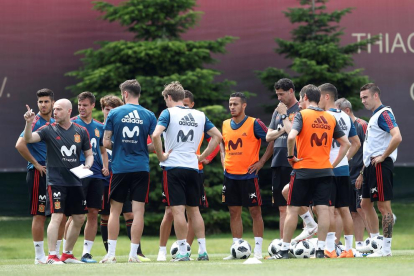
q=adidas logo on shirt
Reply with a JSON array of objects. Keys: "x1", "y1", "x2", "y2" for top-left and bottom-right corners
[
  {"x1": 121, "y1": 110, "x2": 143, "y2": 124},
  {"x1": 312, "y1": 116, "x2": 331, "y2": 130},
  {"x1": 337, "y1": 117, "x2": 347, "y2": 131},
  {"x1": 179, "y1": 113, "x2": 198, "y2": 127}
]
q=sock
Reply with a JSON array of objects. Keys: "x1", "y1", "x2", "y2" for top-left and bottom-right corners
[
  {"x1": 232, "y1": 237, "x2": 240, "y2": 243},
  {"x1": 49, "y1": 250, "x2": 57, "y2": 256},
  {"x1": 62, "y1": 239, "x2": 66, "y2": 252},
  {"x1": 64, "y1": 250, "x2": 73, "y2": 255},
  {"x1": 254, "y1": 237, "x2": 263, "y2": 255},
  {"x1": 34, "y1": 241, "x2": 45, "y2": 259},
  {"x1": 159, "y1": 246, "x2": 167, "y2": 253},
  {"x1": 344, "y1": 235, "x2": 353, "y2": 251},
  {"x1": 300, "y1": 211, "x2": 317, "y2": 228},
  {"x1": 281, "y1": 242, "x2": 290, "y2": 251},
  {"x1": 137, "y1": 243, "x2": 143, "y2": 255},
  {"x1": 126, "y1": 219, "x2": 133, "y2": 240},
  {"x1": 129, "y1": 243, "x2": 139, "y2": 258},
  {"x1": 317, "y1": 240, "x2": 325, "y2": 250},
  {"x1": 325, "y1": 232, "x2": 336, "y2": 252},
  {"x1": 55, "y1": 240, "x2": 62, "y2": 256},
  {"x1": 108, "y1": 239, "x2": 117, "y2": 256},
  {"x1": 197, "y1": 238, "x2": 206, "y2": 254},
  {"x1": 370, "y1": 232, "x2": 380, "y2": 238},
  {"x1": 178, "y1": 239, "x2": 187, "y2": 255},
  {"x1": 382, "y1": 238, "x2": 392, "y2": 254},
  {"x1": 100, "y1": 219, "x2": 108, "y2": 252},
  {"x1": 355, "y1": 241, "x2": 363, "y2": 248},
  {"x1": 82, "y1": 240, "x2": 94, "y2": 256}
]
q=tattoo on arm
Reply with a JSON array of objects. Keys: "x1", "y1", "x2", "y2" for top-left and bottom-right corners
[{"x1": 382, "y1": 212, "x2": 394, "y2": 238}]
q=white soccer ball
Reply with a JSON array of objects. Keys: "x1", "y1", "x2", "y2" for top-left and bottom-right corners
[
  {"x1": 371, "y1": 235, "x2": 384, "y2": 252},
  {"x1": 231, "y1": 239, "x2": 251, "y2": 259},
  {"x1": 293, "y1": 240, "x2": 315, "y2": 258},
  {"x1": 268, "y1": 239, "x2": 282, "y2": 256},
  {"x1": 170, "y1": 241, "x2": 191, "y2": 259}
]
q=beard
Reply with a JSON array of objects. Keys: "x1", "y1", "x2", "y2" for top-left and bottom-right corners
[{"x1": 40, "y1": 108, "x2": 52, "y2": 116}]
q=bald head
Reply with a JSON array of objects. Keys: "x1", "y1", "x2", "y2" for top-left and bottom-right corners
[{"x1": 53, "y1": 98, "x2": 73, "y2": 124}]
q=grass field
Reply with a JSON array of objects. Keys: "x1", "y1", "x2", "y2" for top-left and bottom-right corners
[{"x1": 1, "y1": 203, "x2": 414, "y2": 275}]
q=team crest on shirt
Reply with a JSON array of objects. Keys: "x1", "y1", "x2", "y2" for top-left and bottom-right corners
[
  {"x1": 74, "y1": 134, "x2": 81, "y2": 143},
  {"x1": 289, "y1": 113, "x2": 296, "y2": 122},
  {"x1": 54, "y1": 201, "x2": 61, "y2": 210},
  {"x1": 95, "y1": 128, "x2": 100, "y2": 137},
  {"x1": 38, "y1": 204, "x2": 45, "y2": 213}
]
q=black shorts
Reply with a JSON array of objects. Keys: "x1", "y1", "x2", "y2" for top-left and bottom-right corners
[
  {"x1": 198, "y1": 173, "x2": 208, "y2": 208},
  {"x1": 271, "y1": 167, "x2": 292, "y2": 207},
  {"x1": 349, "y1": 183, "x2": 362, "y2": 212},
  {"x1": 110, "y1": 172, "x2": 150, "y2": 204},
  {"x1": 287, "y1": 175, "x2": 333, "y2": 207},
  {"x1": 27, "y1": 169, "x2": 47, "y2": 216},
  {"x1": 362, "y1": 157, "x2": 394, "y2": 202},
  {"x1": 82, "y1": 177, "x2": 104, "y2": 210},
  {"x1": 222, "y1": 176, "x2": 262, "y2": 207},
  {"x1": 162, "y1": 168, "x2": 199, "y2": 207},
  {"x1": 46, "y1": 185, "x2": 86, "y2": 216},
  {"x1": 100, "y1": 186, "x2": 133, "y2": 215},
  {"x1": 330, "y1": 176, "x2": 351, "y2": 208}
]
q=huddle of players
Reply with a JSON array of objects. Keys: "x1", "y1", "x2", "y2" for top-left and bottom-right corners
[{"x1": 18, "y1": 77, "x2": 401, "y2": 264}]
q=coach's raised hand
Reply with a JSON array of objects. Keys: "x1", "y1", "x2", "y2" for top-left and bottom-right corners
[{"x1": 24, "y1": 104, "x2": 36, "y2": 122}]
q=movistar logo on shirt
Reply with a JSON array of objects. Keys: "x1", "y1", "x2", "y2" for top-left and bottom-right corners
[
  {"x1": 60, "y1": 145, "x2": 77, "y2": 162},
  {"x1": 179, "y1": 113, "x2": 198, "y2": 127},
  {"x1": 121, "y1": 110, "x2": 143, "y2": 124},
  {"x1": 312, "y1": 116, "x2": 331, "y2": 130}
]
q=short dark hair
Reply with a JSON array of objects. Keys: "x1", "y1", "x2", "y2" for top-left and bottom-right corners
[
  {"x1": 78, "y1": 91, "x2": 96, "y2": 104},
  {"x1": 184, "y1": 90, "x2": 194, "y2": 103},
  {"x1": 274, "y1": 78, "x2": 295, "y2": 92},
  {"x1": 162, "y1": 81, "x2": 185, "y2": 102},
  {"x1": 300, "y1": 85, "x2": 320, "y2": 104},
  {"x1": 119, "y1": 79, "x2": 141, "y2": 97},
  {"x1": 230, "y1": 92, "x2": 247, "y2": 103},
  {"x1": 319, "y1": 83, "x2": 338, "y2": 101},
  {"x1": 360, "y1": 83, "x2": 381, "y2": 96},
  {"x1": 100, "y1": 95, "x2": 123, "y2": 109},
  {"x1": 36, "y1": 88, "x2": 54, "y2": 101}
]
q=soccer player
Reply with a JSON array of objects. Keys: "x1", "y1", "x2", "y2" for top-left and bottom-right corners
[
  {"x1": 99, "y1": 95, "x2": 150, "y2": 262},
  {"x1": 360, "y1": 83, "x2": 402, "y2": 257},
  {"x1": 153, "y1": 82, "x2": 222, "y2": 262},
  {"x1": 220, "y1": 92, "x2": 274, "y2": 260},
  {"x1": 156, "y1": 90, "x2": 219, "y2": 261},
  {"x1": 318, "y1": 83, "x2": 361, "y2": 258},
  {"x1": 335, "y1": 98, "x2": 371, "y2": 250},
  {"x1": 70, "y1": 92, "x2": 109, "y2": 263},
  {"x1": 16, "y1": 88, "x2": 65, "y2": 264},
  {"x1": 23, "y1": 98, "x2": 93, "y2": 264},
  {"x1": 274, "y1": 84, "x2": 350, "y2": 259},
  {"x1": 266, "y1": 78, "x2": 301, "y2": 239},
  {"x1": 101, "y1": 80, "x2": 157, "y2": 263}
]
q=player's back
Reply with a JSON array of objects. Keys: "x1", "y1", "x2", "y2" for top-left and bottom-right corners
[
  {"x1": 327, "y1": 108, "x2": 353, "y2": 167},
  {"x1": 160, "y1": 106, "x2": 206, "y2": 170},
  {"x1": 104, "y1": 103, "x2": 156, "y2": 174},
  {"x1": 294, "y1": 108, "x2": 337, "y2": 170}
]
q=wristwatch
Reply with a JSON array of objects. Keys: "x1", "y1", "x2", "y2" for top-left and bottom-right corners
[
  {"x1": 281, "y1": 114, "x2": 288, "y2": 120},
  {"x1": 359, "y1": 170, "x2": 364, "y2": 176}
]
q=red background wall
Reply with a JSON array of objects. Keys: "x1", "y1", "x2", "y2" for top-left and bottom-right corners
[{"x1": 1, "y1": 0, "x2": 412, "y2": 170}]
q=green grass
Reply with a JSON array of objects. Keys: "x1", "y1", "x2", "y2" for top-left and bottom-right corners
[{"x1": 1, "y1": 203, "x2": 414, "y2": 275}]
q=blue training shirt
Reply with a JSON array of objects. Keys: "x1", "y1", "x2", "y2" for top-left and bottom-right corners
[
  {"x1": 224, "y1": 115, "x2": 268, "y2": 180},
  {"x1": 71, "y1": 116, "x2": 106, "y2": 179},
  {"x1": 104, "y1": 103, "x2": 157, "y2": 174},
  {"x1": 19, "y1": 114, "x2": 55, "y2": 170}
]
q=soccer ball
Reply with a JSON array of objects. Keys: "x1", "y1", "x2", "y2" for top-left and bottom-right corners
[
  {"x1": 170, "y1": 241, "x2": 191, "y2": 259},
  {"x1": 231, "y1": 239, "x2": 251, "y2": 259},
  {"x1": 362, "y1": 237, "x2": 374, "y2": 252},
  {"x1": 268, "y1": 239, "x2": 282, "y2": 256},
  {"x1": 371, "y1": 236, "x2": 384, "y2": 252},
  {"x1": 293, "y1": 240, "x2": 315, "y2": 258}
]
